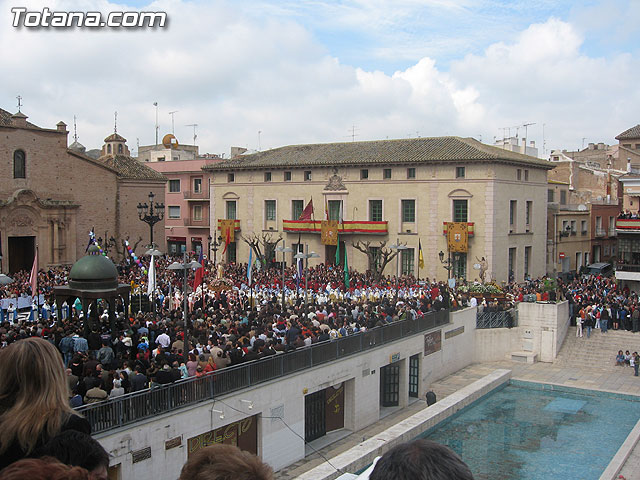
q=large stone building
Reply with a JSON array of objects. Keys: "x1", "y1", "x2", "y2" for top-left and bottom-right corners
[
  {"x1": 204, "y1": 137, "x2": 554, "y2": 283},
  {"x1": 0, "y1": 108, "x2": 166, "y2": 273}
]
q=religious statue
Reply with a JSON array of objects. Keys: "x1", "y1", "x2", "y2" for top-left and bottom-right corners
[
  {"x1": 217, "y1": 263, "x2": 224, "y2": 280},
  {"x1": 476, "y1": 257, "x2": 488, "y2": 283}
]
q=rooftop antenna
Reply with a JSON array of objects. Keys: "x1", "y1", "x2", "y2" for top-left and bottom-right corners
[
  {"x1": 543, "y1": 123, "x2": 546, "y2": 157},
  {"x1": 347, "y1": 124, "x2": 359, "y2": 142},
  {"x1": 186, "y1": 124, "x2": 198, "y2": 145},
  {"x1": 114, "y1": 111, "x2": 117, "y2": 133},
  {"x1": 168, "y1": 111, "x2": 178, "y2": 135},
  {"x1": 153, "y1": 102, "x2": 159, "y2": 148},
  {"x1": 73, "y1": 115, "x2": 78, "y2": 143},
  {"x1": 136, "y1": 137, "x2": 139, "y2": 157},
  {"x1": 258, "y1": 130, "x2": 261, "y2": 151},
  {"x1": 522, "y1": 122, "x2": 535, "y2": 141},
  {"x1": 16, "y1": 95, "x2": 22, "y2": 113}
]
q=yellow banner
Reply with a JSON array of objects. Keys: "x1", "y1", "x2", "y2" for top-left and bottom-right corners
[
  {"x1": 447, "y1": 222, "x2": 468, "y2": 253},
  {"x1": 321, "y1": 220, "x2": 339, "y2": 245},
  {"x1": 220, "y1": 219, "x2": 236, "y2": 243}
]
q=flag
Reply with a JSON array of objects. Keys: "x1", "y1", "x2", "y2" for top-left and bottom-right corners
[
  {"x1": 344, "y1": 246, "x2": 349, "y2": 289},
  {"x1": 295, "y1": 248, "x2": 303, "y2": 290},
  {"x1": 222, "y1": 223, "x2": 231, "y2": 255},
  {"x1": 147, "y1": 255, "x2": 156, "y2": 295},
  {"x1": 418, "y1": 239, "x2": 424, "y2": 269},
  {"x1": 85, "y1": 228, "x2": 94, "y2": 253},
  {"x1": 298, "y1": 199, "x2": 314, "y2": 221},
  {"x1": 247, "y1": 247, "x2": 253, "y2": 286},
  {"x1": 335, "y1": 234, "x2": 340, "y2": 265},
  {"x1": 194, "y1": 249, "x2": 204, "y2": 289},
  {"x1": 324, "y1": 197, "x2": 329, "y2": 221},
  {"x1": 29, "y1": 247, "x2": 38, "y2": 297}
]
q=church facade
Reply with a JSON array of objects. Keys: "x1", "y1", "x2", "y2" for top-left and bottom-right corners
[{"x1": 0, "y1": 108, "x2": 166, "y2": 273}]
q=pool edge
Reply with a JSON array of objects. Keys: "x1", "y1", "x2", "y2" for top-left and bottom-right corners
[{"x1": 599, "y1": 419, "x2": 640, "y2": 480}]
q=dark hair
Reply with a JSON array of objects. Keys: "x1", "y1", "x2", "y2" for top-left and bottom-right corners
[
  {"x1": 0, "y1": 456, "x2": 89, "y2": 479},
  {"x1": 179, "y1": 444, "x2": 273, "y2": 480},
  {"x1": 369, "y1": 439, "x2": 474, "y2": 480},
  {"x1": 35, "y1": 430, "x2": 109, "y2": 472}
]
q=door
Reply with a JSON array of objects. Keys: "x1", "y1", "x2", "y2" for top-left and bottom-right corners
[
  {"x1": 8, "y1": 236, "x2": 35, "y2": 274},
  {"x1": 380, "y1": 364, "x2": 400, "y2": 407},
  {"x1": 325, "y1": 241, "x2": 345, "y2": 266},
  {"x1": 305, "y1": 390, "x2": 326, "y2": 442},
  {"x1": 409, "y1": 354, "x2": 420, "y2": 398}
]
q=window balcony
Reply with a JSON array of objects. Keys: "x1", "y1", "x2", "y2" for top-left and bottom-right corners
[
  {"x1": 183, "y1": 217, "x2": 210, "y2": 228},
  {"x1": 616, "y1": 217, "x2": 640, "y2": 233},
  {"x1": 282, "y1": 220, "x2": 388, "y2": 235},
  {"x1": 183, "y1": 190, "x2": 210, "y2": 201},
  {"x1": 595, "y1": 228, "x2": 605, "y2": 237}
]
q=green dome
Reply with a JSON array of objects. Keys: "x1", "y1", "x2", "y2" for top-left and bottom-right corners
[{"x1": 69, "y1": 245, "x2": 119, "y2": 290}]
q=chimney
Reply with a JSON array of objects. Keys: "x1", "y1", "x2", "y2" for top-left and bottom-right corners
[
  {"x1": 11, "y1": 111, "x2": 28, "y2": 128},
  {"x1": 230, "y1": 147, "x2": 247, "y2": 158},
  {"x1": 588, "y1": 143, "x2": 595, "y2": 150},
  {"x1": 530, "y1": 140, "x2": 535, "y2": 147}
]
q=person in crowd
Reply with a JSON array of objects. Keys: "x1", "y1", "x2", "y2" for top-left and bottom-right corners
[
  {"x1": 616, "y1": 350, "x2": 625, "y2": 366},
  {"x1": 178, "y1": 444, "x2": 273, "y2": 480},
  {"x1": 34, "y1": 431, "x2": 109, "y2": 480},
  {"x1": 0, "y1": 456, "x2": 90, "y2": 480},
  {"x1": 0, "y1": 338, "x2": 91, "y2": 470},
  {"x1": 369, "y1": 439, "x2": 474, "y2": 480}
]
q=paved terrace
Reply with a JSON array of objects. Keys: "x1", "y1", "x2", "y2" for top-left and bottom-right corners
[{"x1": 276, "y1": 360, "x2": 640, "y2": 480}]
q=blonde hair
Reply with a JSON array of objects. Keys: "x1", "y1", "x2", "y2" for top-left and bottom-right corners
[{"x1": 0, "y1": 338, "x2": 76, "y2": 455}]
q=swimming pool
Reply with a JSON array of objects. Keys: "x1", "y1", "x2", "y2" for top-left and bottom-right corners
[{"x1": 420, "y1": 381, "x2": 640, "y2": 480}]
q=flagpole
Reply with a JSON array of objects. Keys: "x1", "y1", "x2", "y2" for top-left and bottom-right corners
[{"x1": 35, "y1": 245, "x2": 39, "y2": 321}]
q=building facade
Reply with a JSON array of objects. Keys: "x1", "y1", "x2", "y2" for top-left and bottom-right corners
[
  {"x1": 0, "y1": 108, "x2": 166, "y2": 273},
  {"x1": 205, "y1": 137, "x2": 553, "y2": 283}
]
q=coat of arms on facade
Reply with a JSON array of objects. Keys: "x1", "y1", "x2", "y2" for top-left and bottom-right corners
[{"x1": 324, "y1": 167, "x2": 347, "y2": 191}]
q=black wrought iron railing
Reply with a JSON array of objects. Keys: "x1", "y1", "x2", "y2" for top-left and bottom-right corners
[
  {"x1": 476, "y1": 309, "x2": 516, "y2": 329},
  {"x1": 77, "y1": 309, "x2": 449, "y2": 434}
]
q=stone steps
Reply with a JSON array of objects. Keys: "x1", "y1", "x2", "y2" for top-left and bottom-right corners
[{"x1": 554, "y1": 327, "x2": 640, "y2": 370}]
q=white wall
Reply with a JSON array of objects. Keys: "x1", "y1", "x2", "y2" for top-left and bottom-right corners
[{"x1": 97, "y1": 308, "x2": 476, "y2": 479}]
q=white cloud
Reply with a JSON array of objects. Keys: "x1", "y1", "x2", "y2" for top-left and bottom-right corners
[{"x1": 0, "y1": 0, "x2": 638, "y2": 157}]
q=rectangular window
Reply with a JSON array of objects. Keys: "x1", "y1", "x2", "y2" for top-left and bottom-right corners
[
  {"x1": 570, "y1": 220, "x2": 576, "y2": 233},
  {"x1": 548, "y1": 189, "x2": 555, "y2": 202},
  {"x1": 383, "y1": 168, "x2": 392, "y2": 179},
  {"x1": 525, "y1": 201, "x2": 532, "y2": 226},
  {"x1": 508, "y1": 248, "x2": 516, "y2": 281},
  {"x1": 192, "y1": 205, "x2": 202, "y2": 221},
  {"x1": 401, "y1": 249, "x2": 415, "y2": 276},
  {"x1": 227, "y1": 242, "x2": 236, "y2": 263},
  {"x1": 456, "y1": 166, "x2": 465, "y2": 178},
  {"x1": 157, "y1": 156, "x2": 165, "y2": 162},
  {"x1": 517, "y1": 169, "x2": 522, "y2": 180},
  {"x1": 509, "y1": 200, "x2": 517, "y2": 227},
  {"x1": 453, "y1": 252, "x2": 467, "y2": 279},
  {"x1": 524, "y1": 170, "x2": 529, "y2": 181},
  {"x1": 284, "y1": 171, "x2": 292, "y2": 182},
  {"x1": 524, "y1": 246, "x2": 531, "y2": 279},
  {"x1": 328, "y1": 200, "x2": 342, "y2": 221},
  {"x1": 193, "y1": 178, "x2": 202, "y2": 193},
  {"x1": 226, "y1": 201, "x2": 237, "y2": 220},
  {"x1": 264, "y1": 172, "x2": 272, "y2": 182},
  {"x1": 360, "y1": 169, "x2": 369, "y2": 180},
  {"x1": 401, "y1": 199, "x2": 415, "y2": 223},
  {"x1": 168, "y1": 179, "x2": 180, "y2": 192},
  {"x1": 369, "y1": 200, "x2": 383, "y2": 222},
  {"x1": 369, "y1": 246, "x2": 381, "y2": 270},
  {"x1": 265, "y1": 200, "x2": 276, "y2": 221},
  {"x1": 292, "y1": 200, "x2": 304, "y2": 220},
  {"x1": 168, "y1": 206, "x2": 181, "y2": 218},
  {"x1": 560, "y1": 190, "x2": 567, "y2": 205},
  {"x1": 453, "y1": 199, "x2": 468, "y2": 222},
  {"x1": 581, "y1": 220, "x2": 587, "y2": 234},
  {"x1": 407, "y1": 167, "x2": 416, "y2": 179},
  {"x1": 304, "y1": 170, "x2": 312, "y2": 181},
  {"x1": 227, "y1": 173, "x2": 235, "y2": 183}
]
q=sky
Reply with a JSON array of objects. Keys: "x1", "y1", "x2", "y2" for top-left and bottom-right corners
[{"x1": 1, "y1": 0, "x2": 639, "y2": 158}]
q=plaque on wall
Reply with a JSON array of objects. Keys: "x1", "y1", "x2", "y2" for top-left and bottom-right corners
[{"x1": 424, "y1": 330, "x2": 442, "y2": 356}]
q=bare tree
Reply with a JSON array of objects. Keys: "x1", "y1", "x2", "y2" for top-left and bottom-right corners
[
  {"x1": 352, "y1": 240, "x2": 405, "y2": 281},
  {"x1": 241, "y1": 233, "x2": 283, "y2": 267},
  {"x1": 111, "y1": 235, "x2": 144, "y2": 262}
]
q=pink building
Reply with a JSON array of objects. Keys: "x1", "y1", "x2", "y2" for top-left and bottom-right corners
[{"x1": 142, "y1": 144, "x2": 221, "y2": 256}]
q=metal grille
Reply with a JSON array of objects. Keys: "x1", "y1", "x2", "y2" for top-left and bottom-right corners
[{"x1": 476, "y1": 309, "x2": 516, "y2": 329}]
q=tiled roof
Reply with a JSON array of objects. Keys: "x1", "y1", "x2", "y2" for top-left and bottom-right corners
[
  {"x1": 104, "y1": 132, "x2": 127, "y2": 142},
  {"x1": 101, "y1": 154, "x2": 167, "y2": 181},
  {"x1": 616, "y1": 125, "x2": 640, "y2": 141},
  {"x1": 204, "y1": 136, "x2": 553, "y2": 171},
  {"x1": 0, "y1": 108, "x2": 45, "y2": 130}
]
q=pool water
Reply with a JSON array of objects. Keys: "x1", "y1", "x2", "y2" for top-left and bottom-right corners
[{"x1": 420, "y1": 381, "x2": 640, "y2": 480}]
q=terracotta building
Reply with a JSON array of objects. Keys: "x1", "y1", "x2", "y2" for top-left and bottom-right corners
[
  {"x1": 204, "y1": 137, "x2": 554, "y2": 283},
  {"x1": 0, "y1": 107, "x2": 166, "y2": 273}
]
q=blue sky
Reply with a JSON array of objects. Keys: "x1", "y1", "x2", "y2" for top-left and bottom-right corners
[{"x1": 1, "y1": 0, "x2": 638, "y2": 156}]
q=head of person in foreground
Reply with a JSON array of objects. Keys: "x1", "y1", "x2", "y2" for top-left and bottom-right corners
[{"x1": 179, "y1": 444, "x2": 273, "y2": 480}]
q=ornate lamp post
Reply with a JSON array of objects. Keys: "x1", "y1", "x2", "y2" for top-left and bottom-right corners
[
  {"x1": 208, "y1": 234, "x2": 222, "y2": 266},
  {"x1": 168, "y1": 254, "x2": 202, "y2": 355},
  {"x1": 137, "y1": 191, "x2": 165, "y2": 248},
  {"x1": 439, "y1": 250, "x2": 461, "y2": 280}
]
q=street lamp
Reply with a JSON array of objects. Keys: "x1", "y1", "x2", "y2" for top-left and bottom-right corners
[
  {"x1": 294, "y1": 248, "x2": 320, "y2": 306},
  {"x1": 208, "y1": 234, "x2": 222, "y2": 266},
  {"x1": 390, "y1": 243, "x2": 408, "y2": 301},
  {"x1": 439, "y1": 250, "x2": 453, "y2": 279},
  {"x1": 137, "y1": 191, "x2": 165, "y2": 248},
  {"x1": 276, "y1": 244, "x2": 293, "y2": 313},
  {"x1": 168, "y1": 253, "x2": 202, "y2": 356}
]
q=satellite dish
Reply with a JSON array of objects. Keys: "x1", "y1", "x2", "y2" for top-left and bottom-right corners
[
  {"x1": 162, "y1": 134, "x2": 179, "y2": 149},
  {"x1": 577, "y1": 204, "x2": 587, "y2": 211}
]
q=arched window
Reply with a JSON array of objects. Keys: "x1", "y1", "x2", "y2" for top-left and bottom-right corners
[
  {"x1": 118, "y1": 144, "x2": 123, "y2": 154},
  {"x1": 13, "y1": 150, "x2": 25, "y2": 178},
  {"x1": 107, "y1": 144, "x2": 112, "y2": 154}
]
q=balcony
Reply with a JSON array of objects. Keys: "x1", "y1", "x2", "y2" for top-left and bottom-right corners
[
  {"x1": 595, "y1": 227, "x2": 606, "y2": 237},
  {"x1": 608, "y1": 228, "x2": 617, "y2": 237},
  {"x1": 183, "y1": 217, "x2": 210, "y2": 228},
  {"x1": 283, "y1": 220, "x2": 388, "y2": 235},
  {"x1": 183, "y1": 190, "x2": 210, "y2": 201},
  {"x1": 616, "y1": 217, "x2": 640, "y2": 233}
]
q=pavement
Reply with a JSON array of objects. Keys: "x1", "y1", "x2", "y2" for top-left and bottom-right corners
[{"x1": 275, "y1": 360, "x2": 640, "y2": 480}]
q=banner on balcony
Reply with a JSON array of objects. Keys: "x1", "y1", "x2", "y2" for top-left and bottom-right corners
[
  {"x1": 321, "y1": 220, "x2": 339, "y2": 245},
  {"x1": 446, "y1": 222, "x2": 468, "y2": 253},
  {"x1": 219, "y1": 219, "x2": 236, "y2": 243}
]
